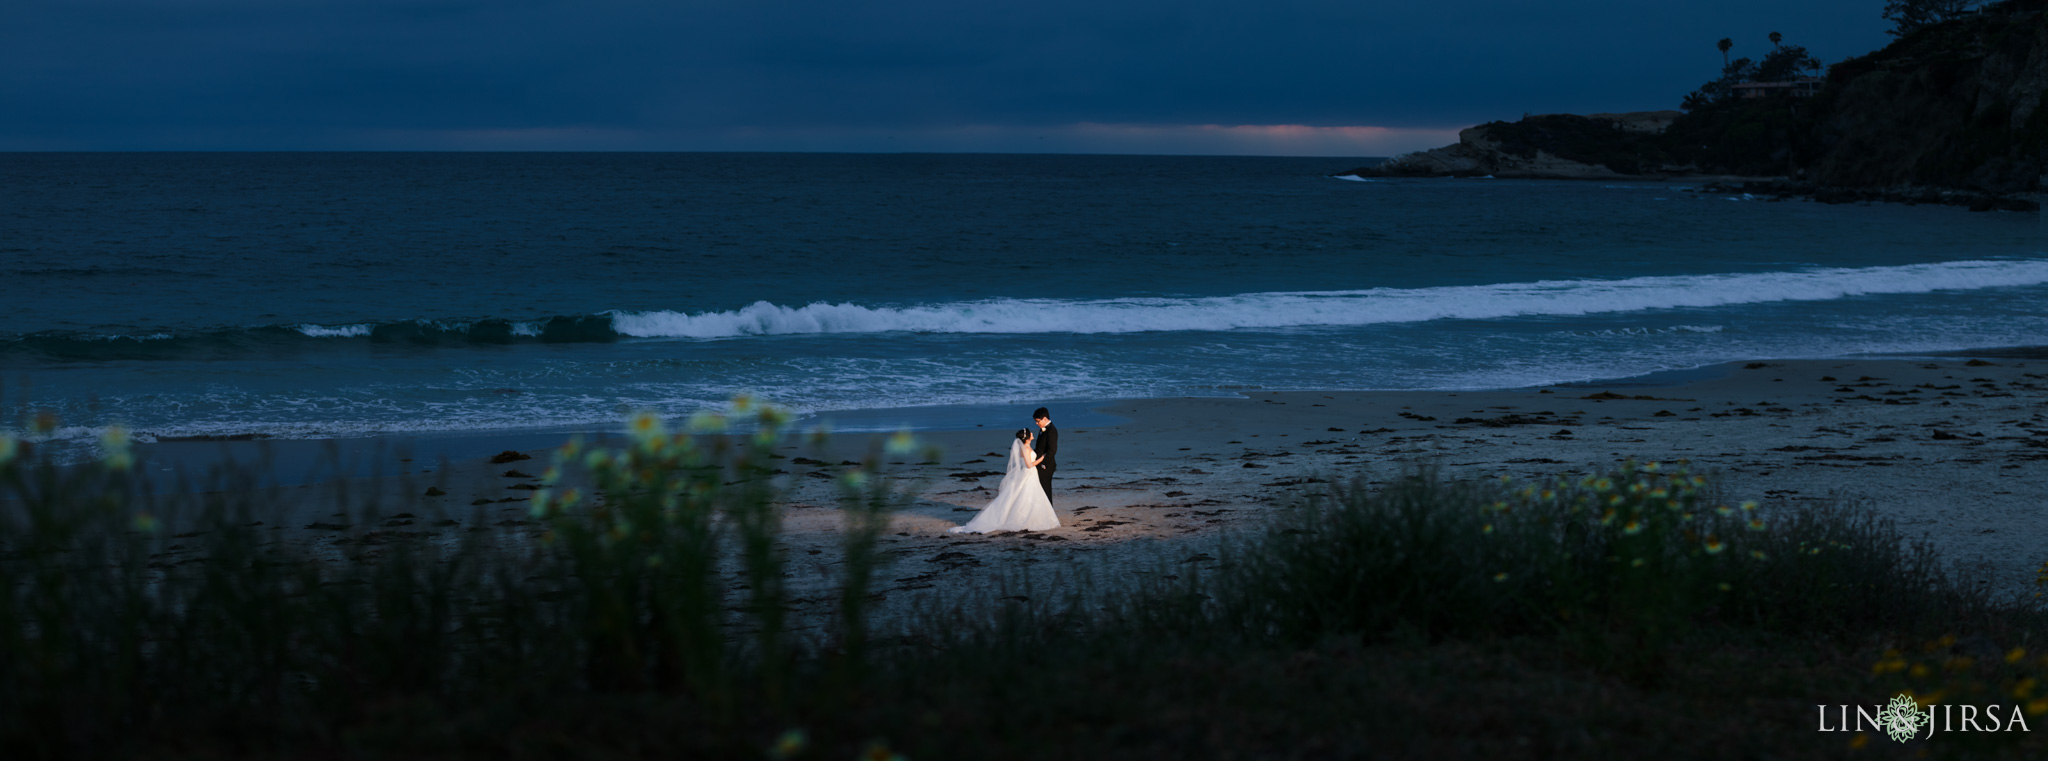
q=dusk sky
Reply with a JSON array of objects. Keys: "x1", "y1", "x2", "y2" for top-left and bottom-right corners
[{"x1": 3, "y1": 1, "x2": 1894, "y2": 156}]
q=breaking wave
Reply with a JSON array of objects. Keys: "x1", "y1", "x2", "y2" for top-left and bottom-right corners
[
  {"x1": 609, "y1": 259, "x2": 2048, "y2": 337},
  {"x1": 9, "y1": 259, "x2": 2048, "y2": 360}
]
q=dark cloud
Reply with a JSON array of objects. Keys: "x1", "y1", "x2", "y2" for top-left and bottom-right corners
[{"x1": 0, "y1": 0, "x2": 1894, "y2": 153}]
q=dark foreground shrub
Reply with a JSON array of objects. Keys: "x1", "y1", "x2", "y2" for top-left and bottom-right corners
[
  {"x1": 1216, "y1": 463, "x2": 2026, "y2": 661},
  {"x1": 0, "y1": 408, "x2": 919, "y2": 759}
]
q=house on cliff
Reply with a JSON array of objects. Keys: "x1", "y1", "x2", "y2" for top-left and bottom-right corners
[{"x1": 1731, "y1": 77, "x2": 1824, "y2": 99}]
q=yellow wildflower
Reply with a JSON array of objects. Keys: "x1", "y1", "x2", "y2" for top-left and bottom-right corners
[
  {"x1": 101, "y1": 425, "x2": 133, "y2": 471},
  {"x1": 630, "y1": 410, "x2": 664, "y2": 437},
  {"x1": 686, "y1": 410, "x2": 726, "y2": 433}
]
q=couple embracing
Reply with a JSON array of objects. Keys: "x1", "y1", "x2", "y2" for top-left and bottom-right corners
[{"x1": 949, "y1": 407, "x2": 1060, "y2": 534}]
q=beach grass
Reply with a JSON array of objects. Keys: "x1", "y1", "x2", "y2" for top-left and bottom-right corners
[{"x1": 3, "y1": 413, "x2": 2046, "y2": 759}]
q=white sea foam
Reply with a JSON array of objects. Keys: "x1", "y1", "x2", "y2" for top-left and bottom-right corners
[
  {"x1": 296, "y1": 324, "x2": 373, "y2": 338},
  {"x1": 510, "y1": 321, "x2": 544, "y2": 337},
  {"x1": 1332, "y1": 175, "x2": 1374, "y2": 182},
  {"x1": 608, "y1": 259, "x2": 2048, "y2": 339},
  {"x1": 1563, "y1": 325, "x2": 1726, "y2": 337},
  {"x1": 76, "y1": 333, "x2": 173, "y2": 342}
]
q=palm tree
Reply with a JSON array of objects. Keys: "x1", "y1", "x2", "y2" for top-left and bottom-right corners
[
  {"x1": 1718, "y1": 38, "x2": 1734, "y2": 68},
  {"x1": 1769, "y1": 31, "x2": 1783, "y2": 48}
]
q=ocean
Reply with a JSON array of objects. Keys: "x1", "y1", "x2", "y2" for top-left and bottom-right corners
[{"x1": 6, "y1": 152, "x2": 2046, "y2": 460}]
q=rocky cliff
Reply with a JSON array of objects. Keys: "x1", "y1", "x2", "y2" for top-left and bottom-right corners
[
  {"x1": 1345, "y1": 2, "x2": 2048, "y2": 196},
  {"x1": 1807, "y1": 4, "x2": 2048, "y2": 192}
]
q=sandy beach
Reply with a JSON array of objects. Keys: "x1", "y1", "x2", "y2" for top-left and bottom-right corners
[{"x1": 134, "y1": 355, "x2": 2048, "y2": 636}]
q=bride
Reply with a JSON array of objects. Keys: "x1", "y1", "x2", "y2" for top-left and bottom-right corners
[{"x1": 949, "y1": 429, "x2": 1061, "y2": 533}]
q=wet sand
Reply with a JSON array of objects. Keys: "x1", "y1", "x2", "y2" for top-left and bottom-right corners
[{"x1": 128, "y1": 356, "x2": 2048, "y2": 634}]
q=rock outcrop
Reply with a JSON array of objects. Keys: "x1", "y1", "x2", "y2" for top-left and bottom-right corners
[
  {"x1": 1698, "y1": 179, "x2": 2038, "y2": 210},
  {"x1": 1344, "y1": 112, "x2": 1685, "y2": 180}
]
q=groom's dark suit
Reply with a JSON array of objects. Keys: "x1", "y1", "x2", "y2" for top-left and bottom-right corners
[{"x1": 1034, "y1": 423, "x2": 1058, "y2": 507}]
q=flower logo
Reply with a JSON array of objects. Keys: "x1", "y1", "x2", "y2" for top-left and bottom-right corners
[{"x1": 1875, "y1": 693, "x2": 1930, "y2": 743}]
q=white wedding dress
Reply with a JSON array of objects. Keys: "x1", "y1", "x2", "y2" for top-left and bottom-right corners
[{"x1": 948, "y1": 440, "x2": 1061, "y2": 533}]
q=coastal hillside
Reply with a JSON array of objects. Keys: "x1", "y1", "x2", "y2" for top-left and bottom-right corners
[
  {"x1": 1348, "y1": 1, "x2": 2048, "y2": 195},
  {"x1": 1811, "y1": 3, "x2": 2048, "y2": 192}
]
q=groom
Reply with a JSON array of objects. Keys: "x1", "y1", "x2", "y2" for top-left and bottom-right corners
[{"x1": 1032, "y1": 407, "x2": 1058, "y2": 507}]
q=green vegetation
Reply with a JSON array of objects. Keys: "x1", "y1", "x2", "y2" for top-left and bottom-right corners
[
  {"x1": 1886, "y1": 0, "x2": 1985, "y2": 38},
  {"x1": 1682, "y1": 38, "x2": 1821, "y2": 110},
  {"x1": 4, "y1": 416, "x2": 2047, "y2": 759},
  {"x1": 1663, "y1": 97, "x2": 1819, "y2": 177},
  {"x1": 1475, "y1": 115, "x2": 1672, "y2": 176}
]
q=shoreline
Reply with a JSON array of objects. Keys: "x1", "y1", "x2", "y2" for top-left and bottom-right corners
[
  {"x1": 116, "y1": 346, "x2": 2040, "y2": 480},
  {"x1": 88, "y1": 353, "x2": 2048, "y2": 631}
]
